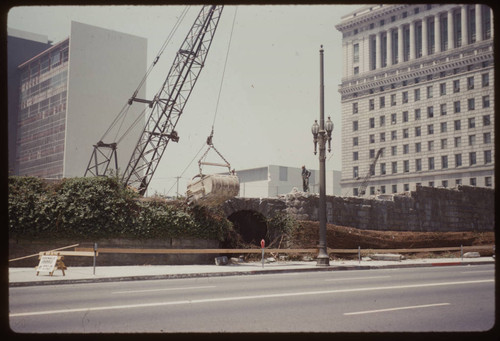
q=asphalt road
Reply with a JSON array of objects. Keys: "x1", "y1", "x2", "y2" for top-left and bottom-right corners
[{"x1": 9, "y1": 264, "x2": 495, "y2": 333}]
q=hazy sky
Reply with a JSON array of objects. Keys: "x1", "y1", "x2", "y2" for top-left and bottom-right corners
[{"x1": 8, "y1": 4, "x2": 358, "y2": 196}]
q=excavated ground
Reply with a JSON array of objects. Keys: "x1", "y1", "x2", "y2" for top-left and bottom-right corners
[{"x1": 287, "y1": 221, "x2": 495, "y2": 259}]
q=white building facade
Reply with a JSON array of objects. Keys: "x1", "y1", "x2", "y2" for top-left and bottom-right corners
[
  {"x1": 336, "y1": 4, "x2": 494, "y2": 196},
  {"x1": 13, "y1": 21, "x2": 147, "y2": 179},
  {"x1": 237, "y1": 165, "x2": 341, "y2": 198}
]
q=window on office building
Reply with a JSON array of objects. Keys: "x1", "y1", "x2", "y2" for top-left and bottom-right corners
[
  {"x1": 442, "y1": 155, "x2": 448, "y2": 169},
  {"x1": 392, "y1": 162, "x2": 398, "y2": 174},
  {"x1": 369, "y1": 99, "x2": 375, "y2": 110},
  {"x1": 483, "y1": 132, "x2": 491, "y2": 144},
  {"x1": 484, "y1": 150, "x2": 492, "y2": 164},
  {"x1": 483, "y1": 115, "x2": 491, "y2": 126},
  {"x1": 352, "y1": 102, "x2": 358, "y2": 114},
  {"x1": 414, "y1": 88, "x2": 420, "y2": 101},
  {"x1": 353, "y1": 188, "x2": 359, "y2": 196},
  {"x1": 468, "y1": 98, "x2": 475, "y2": 111},
  {"x1": 369, "y1": 118, "x2": 375, "y2": 128},
  {"x1": 454, "y1": 101, "x2": 461, "y2": 113},
  {"x1": 380, "y1": 115, "x2": 385, "y2": 126},
  {"x1": 428, "y1": 18, "x2": 435, "y2": 54},
  {"x1": 467, "y1": 76, "x2": 474, "y2": 90},
  {"x1": 403, "y1": 144, "x2": 409, "y2": 154},
  {"x1": 353, "y1": 43, "x2": 359, "y2": 63},
  {"x1": 456, "y1": 179, "x2": 462, "y2": 186},
  {"x1": 353, "y1": 151, "x2": 358, "y2": 161},
  {"x1": 380, "y1": 132, "x2": 386, "y2": 142},
  {"x1": 403, "y1": 129, "x2": 409, "y2": 139},
  {"x1": 380, "y1": 163, "x2": 386, "y2": 175},
  {"x1": 453, "y1": 79, "x2": 460, "y2": 93},
  {"x1": 440, "y1": 83, "x2": 447, "y2": 96},
  {"x1": 392, "y1": 184, "x2": 398, "y2": 193},
  {"x1": 485, "y1": 177, "x2": 492, "y2": 187},
  {"x1": 353, "y1": 120, "x2": 358, "y2": 131},
  {"x1": 391, "y1": 94, "x2": 396, "y2": 106},
  {"x1": 470, "y1": 178, "x2": 477, "y2": 186},
  {"x1": 427, "y1": 106, "x2": 434, "y2": 118},
  {"x1": 440, "y1": 103, "x2": 447, "y2": 115},
  {"x1": 416, "y1": 158, "x2": 422, "y2": 171},
  {"x1": 404, "y1": 160, "x2": 410, "y2": 173},
  {"x1": 415, "y1": 126, "x2": 421, "y2": 137},
  {"x1": 353, "y1": 137, "x2": 358, "y2": 146},
  {"x1": 441, "y1": 138, "x2": 447, "y2": 149},
  {"x1": 369, "y1": 134, "x2": 375, "y2": 144},
  {"x1": 391, "y1": 113, "x2": 397, "y2": 124},
  {"x1": 440, "y1": 122, "x2": 447, "y2": 133},
  {"x1": 353, "y1": 166, "x2": 359, "y2": 178},
  {"x1": 482, "y1": 73, "x2": 489, "y2": 87},
  {"x1": 391, "y1": 130, "x2": 397, "y2": 140},
  {"x1": 428, "y1": 157, "x2": 435, "y2": 170},
  {"x1": 402, "y1": 111, "x2": 409, "y2": 122},
  {"x1": 454, "y1": 120, "x2": 461, "y2": 130},
  {"x1": 469, "y1": 152, "x2": 477, "y2": 165},
  {"x1": 391, "y1": 146, "x2": 397, "y2": 156},
  {"x1": 402, "y1": 91, "x2": 408, "y2": 103},
  {"x1": 454, "y1": 136, "x2": 461, "y2": 147},
  {"x1": 455, "y1": 154, "x2": 462, "y2": 167},
  {"x1": 483, "y1": 96, "x2": 490, "y2": 108},
  {"x1": 415, "y1": 108, "x2": 421, "y2": 120},
  {"x1": 369, "y1": 149, "x2": 375, "y2": 158},
  {"x1": 370, "y1": 36, "x2": 376, "y2": 70},
  {"x1": 415, "y1": 142, "x2": 421, "y2": 153},
  {"x1": 380, "y1": 96, "x2": 385, "y2": 108},
  {"x1": 427, "y1": 85, "x2": 433, "y2": 98},
  {"x1": 428, "y1": 140, "x2": 434, "y2": 151},
  {"x1": 427, "y1": 124, "x2": 434, "y2": 135}
]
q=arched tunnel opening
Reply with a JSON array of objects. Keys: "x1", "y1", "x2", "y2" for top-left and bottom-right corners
[{"x1": 225, "y1": 210, "x2": 268, "y2": 248}]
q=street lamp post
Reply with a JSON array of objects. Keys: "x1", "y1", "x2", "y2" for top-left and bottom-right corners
[{"x1": 311, "y1": 45, "x2": 333, "y2": 267}]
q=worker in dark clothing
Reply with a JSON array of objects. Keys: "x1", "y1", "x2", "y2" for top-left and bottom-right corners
[{"x1": 301, "y1": 165, "x2": 311, "y2": 192}]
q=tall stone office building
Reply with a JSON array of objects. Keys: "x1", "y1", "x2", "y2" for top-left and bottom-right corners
[
  {"x1": 10, "y1": 22, "x2": 147, "y2": 179},
  {"x1": 335, "y1": 4, "x2": 494, "y2": 196}
]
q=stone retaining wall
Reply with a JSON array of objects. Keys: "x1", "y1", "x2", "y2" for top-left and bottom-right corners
[{"x1": 223, "y1": 185, "x2": 494, "y2": 232}]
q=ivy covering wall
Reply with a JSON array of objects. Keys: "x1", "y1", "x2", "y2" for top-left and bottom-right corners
[{"x1": 8, "y1": 176, "x2": 232, "y2": 241}]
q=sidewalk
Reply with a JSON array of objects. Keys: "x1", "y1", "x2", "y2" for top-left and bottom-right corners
[{"x1": 9, "y1": 257, "x2": 494, "y2": 287}]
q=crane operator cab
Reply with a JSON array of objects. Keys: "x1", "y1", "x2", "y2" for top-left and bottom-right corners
[{"x1": 186, "y1": 134, "x2": 239, "y2": 205}]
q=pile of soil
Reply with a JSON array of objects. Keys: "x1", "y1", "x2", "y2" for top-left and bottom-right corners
[{"x1": 288, "y1": 221, "x2": 495, "y2": 258}]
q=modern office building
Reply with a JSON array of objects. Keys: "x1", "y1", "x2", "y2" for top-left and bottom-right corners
[
  {"x1": 236, "y1": 165, "x2": 341, "y2": 198},
  {"x1": 9, "y1": 21, "x2": 147, "y2": 179},
  {"x1": 335, "y1": 4, "x2": 494, "y2": 196},
  {"x1": 7, "y1": 28, "x2": 53, "y2": 175}
]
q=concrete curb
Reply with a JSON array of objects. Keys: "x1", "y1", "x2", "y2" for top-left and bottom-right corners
[{"x1": 9, "y1": 260, "x2": 494, "y2": 287}]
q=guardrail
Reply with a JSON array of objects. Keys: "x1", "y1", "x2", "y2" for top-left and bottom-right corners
[{"x1": 74, "y1": 245, "x2": 494, "y2": 255}]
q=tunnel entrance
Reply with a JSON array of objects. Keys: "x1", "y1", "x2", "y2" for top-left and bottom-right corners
[{"x1": 227, "y1": 210, "x2": 268, "y2": 247}]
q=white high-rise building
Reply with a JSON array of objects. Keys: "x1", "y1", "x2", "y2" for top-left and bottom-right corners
[
  {"x1": 11, "y1": 21, "x2": 147, "y2": 179},
  {"x1": 336, "y1": 4, "x2": 494, "y2": 196}
]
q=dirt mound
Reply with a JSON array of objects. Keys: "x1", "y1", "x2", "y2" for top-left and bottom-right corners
[{"x1": 290, "y1": 221, "x2": 495, "y2": 251}]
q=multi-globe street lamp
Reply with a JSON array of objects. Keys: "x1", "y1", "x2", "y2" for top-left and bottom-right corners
[{"x1": 311, "y1": 45, "x2": 333, "y2": 266}]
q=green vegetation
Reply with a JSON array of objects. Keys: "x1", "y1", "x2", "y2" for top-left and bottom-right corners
[{"x1": 8, "y1": 176, "x2": 232, "y2": 241}]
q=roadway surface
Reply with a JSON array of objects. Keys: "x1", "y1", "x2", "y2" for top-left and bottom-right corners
[{"x1": 9, "y1": 264, "x2": 495, "y2": 333}]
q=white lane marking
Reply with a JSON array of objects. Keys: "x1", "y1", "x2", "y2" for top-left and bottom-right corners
[
  {"x1": 344, "y1": 303, "x2": 450, "y2": 316},
  {"x1": 9, "y1": 279, "x2": 493, "y2": 318},
  {"x1": 460, "y1": 270, "x2": 494, "y2": 274},
  {"x1": 112, "y1": 285, "x2": 216, "y2": 294},
  {"x1": 325, "y1": 276, "x2": 391, "y2": 282}
]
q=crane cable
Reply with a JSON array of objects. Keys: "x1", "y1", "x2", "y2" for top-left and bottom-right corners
[
  {"x1": 98, "y1": 6, "x2": 191, "y2": 143},
  {"x1": 199, "y1": 6, "x2": 238, "y2": 171},
  {"x1": 209, "y1": 5, "x2": 238, "y2": 135}
]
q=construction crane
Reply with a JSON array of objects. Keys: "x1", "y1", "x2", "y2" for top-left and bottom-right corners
[
  {"x1": 358, "y1": 147, "x2": 384, "y2": 197},
  {"x1": 85, "y1": 5, "x2": 224, "y2": 196}
]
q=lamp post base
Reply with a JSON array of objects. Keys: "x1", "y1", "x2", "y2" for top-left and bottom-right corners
[{"x1": 316, "y1": 252, "x2": 330, "y2": 267}]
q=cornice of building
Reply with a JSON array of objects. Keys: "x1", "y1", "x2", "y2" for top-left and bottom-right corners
[
  {"x1": 335, "y1": 4, "x2": 408, "y2": 32},
  {"x1": 338, "y1": 40, "x2": 493, "y2": 97}
]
